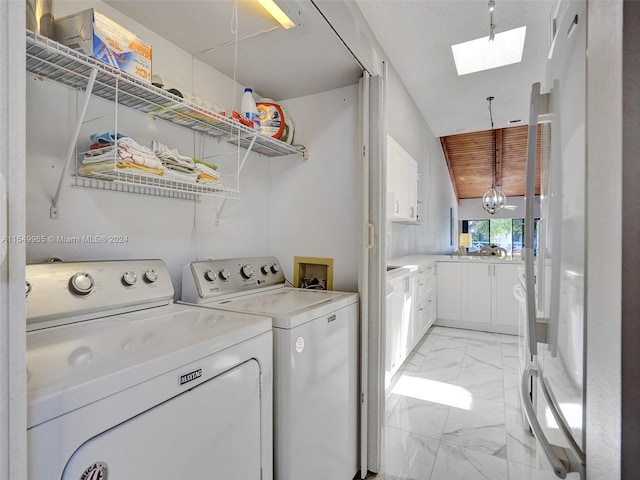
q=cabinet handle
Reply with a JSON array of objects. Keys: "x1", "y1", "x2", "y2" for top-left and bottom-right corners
[
  {"x1": 367, "y1": 223, "x2": 375, "y2": 249},
  {"x1": 0, "y1": 174, "x2": 6, "y2": 266},
  {"x1": 488, "y1": 265, "x2": 491, "y2": 276}
]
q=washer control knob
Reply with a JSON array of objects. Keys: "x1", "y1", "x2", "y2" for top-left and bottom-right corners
[
  {"x1": 204, "y1": 269, "x2": 217, "y2": 282},
  {"x1": 240, "y1": 265, "x2": 254, "y2": 279},
  {"x1": 122, "y1": 271, "x2": 137, "y2": 286},
  {"x1": 261, "y1": 265, "x2": 270, "y2": 275},
  {"x1": 25, "y1": 281, "x2": 32, "y2": 297},
  {"x1": 270, "y1": 264, "x2": 281, "y2": 274},
  {"x1": 69, "y1": 272, "x2": 94, "y2": 296},
  {"x1": 144, "y1": 269, "x2": 158, "y2": 283},
  {"x1": 219, "y1": 268, "x2": 231, "y2": 281}
]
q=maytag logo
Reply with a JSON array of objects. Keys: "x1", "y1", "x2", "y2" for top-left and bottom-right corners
[
  {"x1": 80, "y1": 461, "x2": 108, "y2": 480},
  {"x1": 179, "y1": 368, "x2": 203, "y2": 386},
  {"x1": 327, "y1": 314, "x2": 336, "y2": 323}
]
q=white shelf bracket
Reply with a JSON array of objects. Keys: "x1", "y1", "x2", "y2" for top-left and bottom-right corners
[
  {"x1": 50, "y1": 68, "x2": 98, "y2": 219},
  {"x1": 215, "y1": 134, "x2": 257, "y2": 224}
]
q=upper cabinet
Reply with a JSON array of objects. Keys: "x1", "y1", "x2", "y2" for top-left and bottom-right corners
[{"x1": 386, "y1": 135, "x2": 418, "y2": 223}]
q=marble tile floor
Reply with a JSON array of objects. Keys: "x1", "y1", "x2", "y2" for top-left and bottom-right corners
[{"x1": 366, "y1": 326, "x2": 563, "y2": 480}]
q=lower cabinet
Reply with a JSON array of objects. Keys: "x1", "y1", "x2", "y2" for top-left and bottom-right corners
[
  {"x1": 436, "y1": 262, "x2": 461, "y2": 321},
  {"x1": 436, "y1": 261, "x2": 521, "y2": 333},
  {"x1": 385, "y1": 272, "x2": 408, "y2": 388},
  {"x1": 385, "y1": 262, "x2": 436, "y2": 387}
]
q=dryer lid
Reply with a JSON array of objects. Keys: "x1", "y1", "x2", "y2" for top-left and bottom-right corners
[{"x1": 27, "y1": 303, "x2": 271, "y2": 427}]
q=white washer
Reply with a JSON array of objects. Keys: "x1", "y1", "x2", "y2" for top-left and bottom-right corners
[
  {"x1": 26, "y1": 259, "x2": 273, "y2": 480},
  {"x1": 181, "y1": 256, "x2": 359, "y2": 480}
]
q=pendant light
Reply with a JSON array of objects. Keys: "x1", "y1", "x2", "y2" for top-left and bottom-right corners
[{"x1": 482, "y1": 96, "x2": 507, "y2": 214}]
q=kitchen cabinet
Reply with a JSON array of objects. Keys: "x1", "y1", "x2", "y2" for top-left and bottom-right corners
[
  {"x1": 436, "y1": 262, "x2": 461, "y2": 321},
  {"x1": 385, "y1": 262, "x2": 436, "y2": 387},
  {"x1": 386, "y1": 135, "x2": 418, "y2": 223},
  {"x1": 461, "y1": 263, "x2": 492, "y2": 323},
  {"x1": 492, "y1": 263, "x2": 520, "y2": 326},
  {"x1": 412, "y1": 263, "x2": 436, "y2": 343},
  {"x1": 25, "y1": 31, "x2": 304, "y2": 211},
  {"x1": 436, "y1": 261, "x2": 520, "y2": 334},
  {"x1": 385, "y1": 271, "x2": 409, "y2": 387}
]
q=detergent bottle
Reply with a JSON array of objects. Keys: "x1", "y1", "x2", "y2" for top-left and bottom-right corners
[{"x1": 240, "y1": 87, "x2": 259, "y2": 128}]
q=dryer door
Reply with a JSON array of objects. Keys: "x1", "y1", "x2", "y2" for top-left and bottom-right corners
[{"x1": 62, "y1": 360, "x2": 262, "y2": 480}]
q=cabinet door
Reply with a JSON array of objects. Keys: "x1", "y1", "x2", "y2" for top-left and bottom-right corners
[
  {"x1": 414, "y1": 292, "x2": 435, "y2": 343},
  {"x1": 406, "y1": 156, "x2": 418, "y2": 220},
  {"x1": 386, "y1": 137, "x2": 398, "y2": 216},
  {"x1": 386, "y1": 136, "x2": 418, "y2": 222},
  {"x1": 461, "y1": 263, "x2": 492, "y2": 323},
  {"x1": 436, "y1": 263, "x2": 461, "y2": 321},
  {"x1": 385, "y1": 275, "x2": 405, "y2": 387},
  {"x1": 398, "y1": 274, "x2": 412, "y2": 366},
  {"x1": 492, "y1": 263, "x2": 520, "y2": 326}
]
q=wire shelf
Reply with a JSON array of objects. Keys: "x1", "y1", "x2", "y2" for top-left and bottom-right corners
[
  {"x1": 26, "y1": 30, "x2": 303, "y2": 158},
  {"x1": 73, "y1": 170, "x2": 240, "y2": 202}
]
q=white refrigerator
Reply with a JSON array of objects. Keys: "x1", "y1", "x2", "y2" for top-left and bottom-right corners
[{"x1": 521, "y1": 0, "x2": 587, "y2": 478}]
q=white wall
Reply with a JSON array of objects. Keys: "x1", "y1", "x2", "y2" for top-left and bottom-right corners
[
  {"x1": 270, "y1": 85, "x2": 360, "y2": 292},
  {"x1": 386, "y1": 65, "x2": 458, "y2": 258},
  {"x1": 26, "y1": 0, "x2": 362, "y2": 297}
]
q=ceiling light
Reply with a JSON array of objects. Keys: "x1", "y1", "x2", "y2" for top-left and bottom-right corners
[
  {"x1": 257, "y1": 0, "x2": 296, "y2": 29},
  {"x1": 451, "y1": 26, "x2": 527, "y2": 75},
  {"x1": 488, "y1": 0, "x2": 496, "y2": 13},
  {"x1": 482, "y1": 96, "x2": 507, "y2": 215}
]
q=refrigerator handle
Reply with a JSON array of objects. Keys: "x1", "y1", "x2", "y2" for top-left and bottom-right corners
[
  {"x1": 521, "y1": 363, "x2": 584, "y2": 478},
  {"x1": 524, "y1": 82, "x2": 544, "y2": 356}
]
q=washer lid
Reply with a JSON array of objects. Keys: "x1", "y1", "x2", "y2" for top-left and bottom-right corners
[
  {"x1": 27, "y1": 303, "x2": 271, "y2": 428},
  {"x1": 211, "y1": 288, "x2": 359, "y2": 329}
]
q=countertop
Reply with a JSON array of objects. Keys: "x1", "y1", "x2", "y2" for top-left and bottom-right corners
[{"x1": 387, "y1": 254, "x2": 524, "y2": 270}]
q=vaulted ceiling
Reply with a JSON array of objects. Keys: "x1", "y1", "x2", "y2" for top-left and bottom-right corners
[{"x1": 440, "y1": 125, "x2": 541, "y2": 200}]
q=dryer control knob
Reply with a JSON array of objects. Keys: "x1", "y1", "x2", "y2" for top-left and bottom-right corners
[
  {"x1": 122, "y1": 271, "x2": 137, "y2": 286},
  {"x1": 270, "y1": 264, "x2": 281, "y2": 274},
  {"x1": 261, "y1": 265, "x2": 270, "y2": 275},
  {"x1": 219, "y1": 268, "x2": 231, "y2": 281},
  {"x1": 69, "y1": 272, "x2": 94, "y2": 295},
  {"x1": 204, "y1": 270, "x2": 217, "y2": 282},
  {"x1": 240, "y1": 265, "x2": 254, "y2": 279},
  {"x1": 144, "y1": 269, "x2": 158, "y2": 283}
]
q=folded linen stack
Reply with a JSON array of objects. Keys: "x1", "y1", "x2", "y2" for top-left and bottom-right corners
[
  {"x1": 151, "y1": 140, "x2": 198, "y2": 182},
  {"x1": 79, "y1": 132, "x2": 222, "y2": 187},
  {"x1": 193, "y1": 159, "x2": 219, "y2": 184},
  {"x1": 80, "y1": 136, "x2": 165, "y2": 177}
]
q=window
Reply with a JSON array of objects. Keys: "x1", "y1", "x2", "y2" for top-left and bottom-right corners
[{"x1": 464, "y1": 218, "x2": 539, "y2": 257}]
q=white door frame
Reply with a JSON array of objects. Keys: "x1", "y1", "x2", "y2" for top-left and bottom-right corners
[{"x1": 0, "y1": 1, "x2": 27, "y2": 478}]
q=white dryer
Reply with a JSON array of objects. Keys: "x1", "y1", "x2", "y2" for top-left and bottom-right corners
[
  {"x1": 26, "y1": 259, "x2": 273, "y2": 480},
  {"x1": 181, "y1": 256, "x2": 359, "y2": 480}
]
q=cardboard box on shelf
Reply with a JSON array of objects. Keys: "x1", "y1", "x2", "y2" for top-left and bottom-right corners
[{"x1": 54, "y1": 9, "x2": 152, "y2": 83}]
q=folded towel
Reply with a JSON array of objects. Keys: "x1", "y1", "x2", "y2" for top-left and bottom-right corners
[
  {"x1": 83, "y1": 138, "x2": 163, "y2": 170},
  {"x1": 78, "y1": 160, "x2": 165, "y2": 177},
  {"x1": 194, "y1": 161, "x2": 219, "y2": 178},
  {"x1": 89, "y1": 130, "x2": 130, "y2": 144},
  {"x1": 152, "y1": 140, "x2": 196, "y2": 170},
  {"x1": 162, "y1": 168, "x2": 198, "y2": 183},
  {"x1": 196, "y1": 172, "x2": 220, "y2": 184},
  {"x1": 194, "y1": 158, "x2": 218, "y2": 171}
]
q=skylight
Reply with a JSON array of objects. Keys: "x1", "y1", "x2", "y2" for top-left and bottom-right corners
[{"x1": 451, "y1": 26, "x2": 527, "y2": 75}]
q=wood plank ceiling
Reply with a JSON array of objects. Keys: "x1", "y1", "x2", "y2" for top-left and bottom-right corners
[{"x1": 440, "y1": 125, "x2": 542, "y2": 200}]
